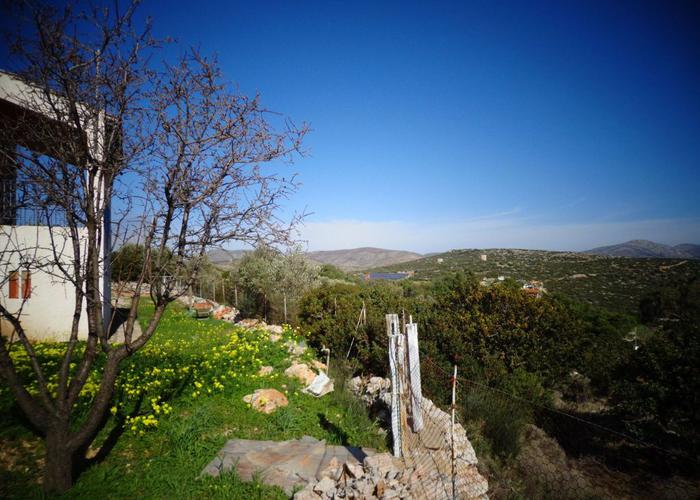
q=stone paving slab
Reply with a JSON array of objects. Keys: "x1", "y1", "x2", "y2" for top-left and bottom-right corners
[{"x1": 201, "y1": 436, "x2": 374, "y2": 495}]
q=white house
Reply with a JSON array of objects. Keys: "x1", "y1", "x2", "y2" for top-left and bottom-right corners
[{"x1": 0, "y1": 71, "x2": 111, "y2": 341}]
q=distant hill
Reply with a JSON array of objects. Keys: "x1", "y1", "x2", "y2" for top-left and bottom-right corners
[
  {"x1": 208, "y1": 248, "x2": 250, "y2": 266},
  {"x1": 208, "y1": 246, "x2": 423, "y2": 271},
  {"x1": 585, "y1": 240, "x2": 700, "y2": 259},
  {"x1": 673, "y1": 243, "x2": 700, "y2": 258},
  {"x1": 306, "y1": 247, "x2": 423, "y2": 271}
]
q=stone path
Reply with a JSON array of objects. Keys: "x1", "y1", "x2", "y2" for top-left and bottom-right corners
[{"x1": 201, "y1": 436, "x2": 374, "y2": 496}]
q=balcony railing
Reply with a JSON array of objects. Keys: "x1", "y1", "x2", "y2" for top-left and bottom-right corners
[
  {"x1": 1, "y1": 206, "x2": 68, "y2": 227},
  {"x1": 0, "y1": 179, "x2": 69, "y2": 227}
]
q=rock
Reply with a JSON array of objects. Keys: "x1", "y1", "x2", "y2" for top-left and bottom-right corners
[
  {"x1": 303, "y1": 372, "x2": 334, "y2": 397},
  {"x1": 286, "y1": 339, "x2": 308, "y2": 356},
  {"x1": 347, "y1": 376, "x2": 364, "y2": 395},
  {"x1": 319, "y1": 457, "x2": 340, "y2": 479},
  {"x1": 314, "y1": 477, "x2": 337, "y2": 496},
  {"x1": 242, "y1": 388, "x2": 288, "y2": 414},
  {"x1": 257, "y1": 366, "x2": 274, "y2": 376},
  {"x1": 285, "y1": 363, "x2": 317, "y2": 385},
  {"x1": 237, "y1": 318, "x2": 264, "y2": 328},
  {"x1": 266, "y1": 324, "x2": 284, "y2": 334},
  {"x1": 375, "y1": 479, "x2": 386, "y2": 497},
  {"x1": 366, "y1": 377, "x2": 389, "y2": 395},
  {"x1": 345, "y1": 462, "x2": 365, "y2": 479},
  {"x1": 311, "y1": 359, "x2": 328, "y2": 372},
  {"x1": 364, "y1": 453, "x2": 401, "y2": 478},
  {"x1": 293, "y1": 488, "x2": 319, "y2": 500}
]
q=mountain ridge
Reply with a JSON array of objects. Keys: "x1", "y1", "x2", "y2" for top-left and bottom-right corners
[
  {"x1": 584, "y1": 240, "x2": 700, "y2": 259},
  {"x1": 305, "y1": 247, "x2": 423, "y2": 270},
  {"x1": 207, "y1": 246, "x2": 424, "y2": 270}
]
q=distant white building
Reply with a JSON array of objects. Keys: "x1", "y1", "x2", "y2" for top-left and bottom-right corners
[
  {"x1": 0, "y1": 71, "x2": 111, "y2": 341},
  {"x1": 480, "y1": 254, "x2": 487, "y2": 262}
]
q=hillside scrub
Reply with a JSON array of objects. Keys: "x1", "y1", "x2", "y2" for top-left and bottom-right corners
[
  {"x1": 298, "y1": 273, "x2": 699, "y2": 469},
  {"x1": 610, "y1": 279, "x2": 700, "y2": 462},
  {"x1": 299, "y1": 273, "x2": 632, "y2": 390},
  {"x1": 371, "y1": 248, "x2": 700, "y2": 316}
]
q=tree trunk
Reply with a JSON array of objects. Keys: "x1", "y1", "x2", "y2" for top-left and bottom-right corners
[{"x1": 44, "y1": 425, "x2": 75, "y2": 493}]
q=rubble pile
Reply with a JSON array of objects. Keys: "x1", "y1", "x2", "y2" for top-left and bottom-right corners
[
  {"x1": 316, "y1": 376, "x2": 491, "y2": 500},
  {"x1": 293, "y1": 453, "x2": 409, "y2": 499},
  {"x1": 294, "y1": 448, "x2": 487, "y2": 499}
]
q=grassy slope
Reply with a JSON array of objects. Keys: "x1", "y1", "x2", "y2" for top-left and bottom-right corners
[
  {"x1": 0, "y1": 302, "x2": 385, "y2": 499},
  {"x1": 372, "y1": 248, "x2": 700, "y2": 315}
]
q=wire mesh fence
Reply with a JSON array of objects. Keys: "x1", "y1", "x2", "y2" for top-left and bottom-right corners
[
  {"x1": 379, "y1": 311, "x2": 699, "y2": 499},
  {"x1": 417, "y1": 355, "x2": 699, "y2": 500},
  {"x1": 388, "y1": 314, "x2": 489, "y2": 499}
]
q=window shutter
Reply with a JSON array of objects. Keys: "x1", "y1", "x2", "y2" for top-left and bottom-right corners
[
  {"x1": 9, "y1": 271, "x2": 19, "y2": 298},
  {"x1": 22, "y1": 271, "x2": 31, "y2": 299}
]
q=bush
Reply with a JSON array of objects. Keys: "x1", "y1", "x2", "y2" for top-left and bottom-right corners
[{"x1": 299, "y1": 281, "x2": 412, "y2": 375}]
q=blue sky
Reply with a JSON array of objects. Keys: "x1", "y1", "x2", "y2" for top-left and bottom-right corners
[{"x1": 12, "y1": 1, "x2": 700, "y2": 252}]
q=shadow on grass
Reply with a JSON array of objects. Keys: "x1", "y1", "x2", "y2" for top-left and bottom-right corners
[
  {"x1": 318, "y1": 412, "x2": 349, "y2": 446},
  {"x1": 74, "y1": 392, "x2": 145, "y2": 480}
]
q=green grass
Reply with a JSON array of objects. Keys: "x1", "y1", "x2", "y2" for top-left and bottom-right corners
[{"x1": 0, "y1": 301, "x2": 386, "y2": 499}]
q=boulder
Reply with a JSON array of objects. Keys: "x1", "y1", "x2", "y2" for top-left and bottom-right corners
[
  {"x1": 285, "y1": 363, "x2": 317, "y2": 385},
  {"x1": 242, "y1": 388, "x2": 288, "y2": 414}
]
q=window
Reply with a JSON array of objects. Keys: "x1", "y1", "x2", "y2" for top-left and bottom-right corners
[{"x1": 7, "y1": 270, "x2": 31, "y2": 299}]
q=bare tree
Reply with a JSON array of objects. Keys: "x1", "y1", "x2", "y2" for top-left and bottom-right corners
[{"x1": 0, "y1": 1, "x2": 306, "y2": 492}]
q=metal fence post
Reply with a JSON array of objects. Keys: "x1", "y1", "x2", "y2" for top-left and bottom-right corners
[
  {"x1": 451, "y1": 364, "x2": 458, "y2": 500},
  {"x1": 386, "y1": 313, "x2": 402, "y2": 457}
]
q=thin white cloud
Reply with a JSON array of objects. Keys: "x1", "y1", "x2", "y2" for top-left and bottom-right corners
[{"x1": 298, "y1": 216, "x2": 700, "y2": 253}]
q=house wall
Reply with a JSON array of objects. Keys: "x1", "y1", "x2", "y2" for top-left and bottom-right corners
[
  {"x1": 1, "y1": 70, "x2": 111, "y2": 342},
  {"x1": 0, "y1": 224, "x2": 96, "y2": 341}
]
